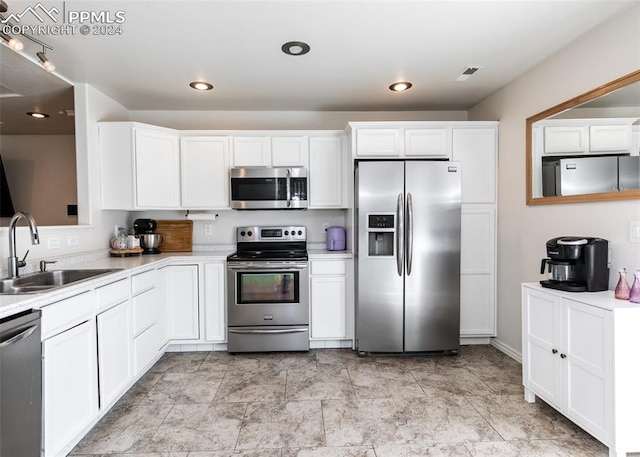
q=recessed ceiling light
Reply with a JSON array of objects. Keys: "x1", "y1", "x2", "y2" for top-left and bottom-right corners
[
  {"x1": 281, "y1": 41, "x2": 310, "y2": 56},
  {"x1": 389, "y1": 82, "x2": 412, "y2": 92},
  {"x1": 27, "y1": 112, "x2": 49, "y2": 118},
  {"x1": 189, "y1": 81, "x2": 213, "y2": 91}
]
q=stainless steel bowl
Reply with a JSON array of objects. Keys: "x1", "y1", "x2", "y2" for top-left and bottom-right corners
[{"x1": 139, "y1": 234, "x2": 163, "y2": 252}]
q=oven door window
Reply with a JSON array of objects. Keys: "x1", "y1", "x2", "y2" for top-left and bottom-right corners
[
  {"x1": 231, "y1": 178, "x2": 287, "y2": 201},
  {"x1": 237, "y1": 271, "x2": 299, "y2": 304}
]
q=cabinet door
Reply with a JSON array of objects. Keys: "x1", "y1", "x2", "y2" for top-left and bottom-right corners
[
  {"x1": 232, "y1": 136, "x2": 271, "y2": 166},
  {"x1": 134, "y1": 128, "x2": 181, "y2": 208},
  {"x1": 543, "y1": 126, "x2": 588, "y2": 154},
  {"x1": 43, "y1": 320, "x2": 98, "y2": 457},
  {"x1": 97, "y1": 300, "x2": 132, "y2": 409},
  {"x1": 165, "y1": 265, "x2": 200, "y2": 340},
  {"x1": 522, "y1": 288, "x2": 563, "y2": 409},
  {"x1": 460, "y1": 206, "x2": 495, "y2": 336},
  {"x1": 355, "y1": 129, "x2": 402, "y2": 157},
  {"x1": 452, "y1": 128, "x2": 497, "y2": 204},
  {"x1": 311, "y1": 276, "x2": 347, "y2": 339},
  {"x1": 563, "y1": 299, "x2": 613, "y2": 442},
  {"x1": 204, "y1": 262, "x2": 226, "y2": 342},
  {"x1": 405, "y1": 128, "x2": 451, "y2": 157},
  {"x1": 589, "y1": 124, "x2": 631, "y2": 152},
  {"x1": 271, "y1": 136, "x2": 308, "y2": 166},
  {"x1": 181, "y1": 136, "x2": 230, "y2": 208},
  {"x1": 309, "y1": 136, "x2": 344, "y2": 208}
]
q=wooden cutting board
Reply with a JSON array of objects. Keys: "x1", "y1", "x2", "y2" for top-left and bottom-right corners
[{"x1": 155, "y1": 220, "x2": 193, "y2": 252}]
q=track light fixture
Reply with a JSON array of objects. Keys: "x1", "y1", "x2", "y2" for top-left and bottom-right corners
[
  {"x1": 37, "y1": 47, "x2": 55, "y2": 72},
  {"x1": 0, "y1": 31, "x2": 23, "y2": 51},
  {"x1": 1, "y1": 3, "x2": 57, "y2": 72}
]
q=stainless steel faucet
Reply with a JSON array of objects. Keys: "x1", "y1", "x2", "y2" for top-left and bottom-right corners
[{"x1": 7, "y1": 212, "x2": 40, "y2": 279}]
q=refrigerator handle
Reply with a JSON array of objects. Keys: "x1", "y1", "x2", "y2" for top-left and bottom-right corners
[
  {"x1": 406, "y1": 192, "x2": 413, "y2": 275},
  {"x1": 396, "y1": 193, "x2": 404, "y2": 276}
]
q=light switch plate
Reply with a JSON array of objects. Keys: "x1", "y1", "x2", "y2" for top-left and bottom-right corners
[{"x1": 630, "y1": 221, "x2": 640, "y2": 243}]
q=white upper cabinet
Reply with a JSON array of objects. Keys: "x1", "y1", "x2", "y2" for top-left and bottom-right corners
[
  {"x1": 99, "y1": 122, "x2": 180, "y2": 210},
  {"x1": 232, "y1": 136, "x2": 308, "y2": 167},
  {"x1": 405, "y1": 128, "x2": 451, "y2": 157},
  {"x1": 309, "y1": 135, "x2": 345, "y2": 208},
  {"x1": 452, "y1": 127, "x2": 497, "y2": 204},
  {"x1": 181, "y1": 136, "x2": 230, "y2": 209},
  {"x1": 355, "y1": 128, "x2": 402, "y2": 157},
  {"x1": 540, "y1": 119, "x2": 635, "y2": 155}
]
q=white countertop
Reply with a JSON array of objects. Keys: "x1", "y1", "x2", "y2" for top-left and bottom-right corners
[
  {"x1": 523, "y1": 282, "x2": 640, "y2": 312},
  {"x1": 0, "y1": 248, "x2": 353, "y2": 320}
]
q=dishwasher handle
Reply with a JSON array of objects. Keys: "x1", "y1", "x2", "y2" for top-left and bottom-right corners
[{"x1": 0, "y1": 324, "x2": 38, "y2": 349}]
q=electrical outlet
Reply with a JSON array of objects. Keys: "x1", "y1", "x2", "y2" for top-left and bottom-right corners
[
  {"x1": 67, "y1": 236, "x2": 79, "y2": 246},
  {"x1": 323, "y1": 223, "x2": 330, "y2": 232},
  {"x1": 47, "y1": 237, "x2": 61, "y2": 249},
  {"x1": 204, "y1": 224, "x2": 213, "y2": 236},
  {"x1": 630, "y1": 221, "x2": 640, "y2": 243}
]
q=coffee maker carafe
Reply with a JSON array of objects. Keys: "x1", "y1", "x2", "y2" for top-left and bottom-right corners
[{"x1": 540, "y1": 237, "x2": 609, "y2": 292}]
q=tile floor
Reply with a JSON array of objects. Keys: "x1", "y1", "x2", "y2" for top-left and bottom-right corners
[{"x1": 70, "y1": 345, "x2": 616, "y2": 457}]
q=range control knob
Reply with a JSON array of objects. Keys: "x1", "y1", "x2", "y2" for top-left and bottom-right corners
[
  {"x1": 240, "y1": 231, "x2": 246, "y2": 237},
  {"x1": 297, "y1": 230, "x2": 303, "y2": 236},
  {"x1": 247, "y1": 231, "x2": 253, "y2": 237},
  {"x1": 284, "y1": 230, "x2": 289, "y2": 236}
]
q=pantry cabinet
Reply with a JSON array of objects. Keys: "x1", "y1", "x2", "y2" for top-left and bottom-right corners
[
  {"x1": 180, "y1": 136, "x2": 230, "y2": 208},
  {"x1": 522, "y1": 284, "x2": 640, "y2": 457}
]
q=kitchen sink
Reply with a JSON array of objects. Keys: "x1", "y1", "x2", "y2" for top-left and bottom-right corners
[{"x1": 0, "y1": 269, "x2": 123, "y2": 294}]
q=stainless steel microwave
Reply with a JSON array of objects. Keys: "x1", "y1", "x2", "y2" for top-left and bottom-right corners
[{"x1": 230, "y1": 167, "x2": 308, "y2": 209}]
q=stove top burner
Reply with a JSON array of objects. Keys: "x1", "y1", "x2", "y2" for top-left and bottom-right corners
[{"x1": 227, "y1": 250, "x2": 308, "y2": 262}]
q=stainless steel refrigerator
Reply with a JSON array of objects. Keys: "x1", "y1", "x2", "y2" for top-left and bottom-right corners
[{"x1": 355, "y1": 160, "x2": 461, "y2": 354}]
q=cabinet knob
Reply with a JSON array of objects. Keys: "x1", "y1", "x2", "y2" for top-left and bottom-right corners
[
  {"x1": 560, "y1": 353, "x2": 567, "y2": 359},
  {"x1": 552, "y1": 348, "x2": 558, "y2": 354}
]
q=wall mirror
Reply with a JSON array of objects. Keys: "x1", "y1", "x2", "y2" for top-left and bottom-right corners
[
  {"x1": 0, "y1": 47, "x2": 77, "y2": 226},
  {"x1": 526, "y1": 70, "x2": 640, "y2": 205}
]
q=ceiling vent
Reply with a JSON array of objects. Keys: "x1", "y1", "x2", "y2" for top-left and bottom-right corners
[{"x1": 456, "y1": 66, "x2": 482, "y2": 81}]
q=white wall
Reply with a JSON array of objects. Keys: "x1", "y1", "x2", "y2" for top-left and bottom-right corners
[
  {"x1": 468, "y1": 5, "x2": 640, "y2": 356},
  {"x1": 0, "y1": 84, "x2": 130, "y2": 274}
]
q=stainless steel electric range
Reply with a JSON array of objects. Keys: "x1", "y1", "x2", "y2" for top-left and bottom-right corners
[{"x1": 226, "y1": 226, "x2": 309, "y2": 353}]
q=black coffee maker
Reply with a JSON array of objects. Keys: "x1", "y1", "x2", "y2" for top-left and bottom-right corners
[{"x1": 540, "y1": 237, "x2": 609, "y2": 292}]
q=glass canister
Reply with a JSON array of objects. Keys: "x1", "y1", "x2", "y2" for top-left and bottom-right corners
[
  {"x1": 630, "y1": 269, "x2": 640, "y2": 304},
  {"x1": 615, "y1": 268, "x2": 631, "y2": 300}
]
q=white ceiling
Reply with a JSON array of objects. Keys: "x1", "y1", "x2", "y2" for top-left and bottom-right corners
[{"x1": 0, "y1": 0, "x2": 637, "y2": 122}]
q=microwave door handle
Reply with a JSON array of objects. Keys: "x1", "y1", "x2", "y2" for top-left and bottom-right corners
[
  {"x1": 286, "y1": 168, "x2": 291, "y2": 208},
  {"x1": 396, "y1": 193, "x2": 404, "y2": 276}
]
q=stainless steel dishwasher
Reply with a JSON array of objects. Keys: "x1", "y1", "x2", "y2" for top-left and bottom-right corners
[{"x1": 0, "y1": 309, "x2": 42, "y2": 457}]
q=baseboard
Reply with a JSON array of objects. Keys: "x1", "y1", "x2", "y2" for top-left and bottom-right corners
[
  {"x1": 490, "y1": 338, "x2": 522, "y2": 363},
  {"x1": 460, "y1": 337, "x2": 491, "y2": 345}
]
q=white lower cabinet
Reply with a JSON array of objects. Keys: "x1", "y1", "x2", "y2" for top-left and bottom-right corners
[
  {"x1": 96, "y1": 300, "x2": 132, "y2": 409},
  {"x1": 162, "y1": 264, "x2": 200, "y2": 340},
  {"x1": 522, "y1": 284, "x2": 640, "y2": 457},
  {"x1": 204, "y1": 262, "x2": 226, "y2": 342},
  {"x1": 43, "y1": 318, "x2": 98, "y2": 457},
  {"x1": 310, "y1": 259, "x2": 347, "y2": 339},
  {"x1": 131, "y1": 269, "x2": 160, "y2": 375}
]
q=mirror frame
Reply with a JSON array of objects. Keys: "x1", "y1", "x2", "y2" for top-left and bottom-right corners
[{"x1": 526, "y1": 69, "x2": 640, "y2": 205}]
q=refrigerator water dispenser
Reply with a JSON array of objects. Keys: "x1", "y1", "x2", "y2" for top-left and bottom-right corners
[{"x1": 367, "y1": 213, "x2": 395, "y2": 256}]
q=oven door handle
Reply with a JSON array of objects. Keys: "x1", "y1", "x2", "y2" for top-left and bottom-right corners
[
  {"x1": 228, "y1": 328, "x2": 309, "y2": 335},
  {"x1": 227, "y1": 263, "x2": 308, "y2": 270}
]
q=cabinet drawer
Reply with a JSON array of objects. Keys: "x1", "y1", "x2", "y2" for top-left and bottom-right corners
[
  {"x1": 133, "y1": 325, "x2": 159, "y2": 375},
  {"x1": 96, "y1": 278, "x2": 130, "y2": 312},
  {"x1": 41, "y1": 291, "x2": 94, "y2": 340},
  {"x1": 132, "y1": 289, "x2": 157, "y2": 336},
  {"x1": 311, "y1": 260, "x2": 346, "y2": 276},
  {"x1": 131, "y1": 269, "x2": 157, "y2": 295}
]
